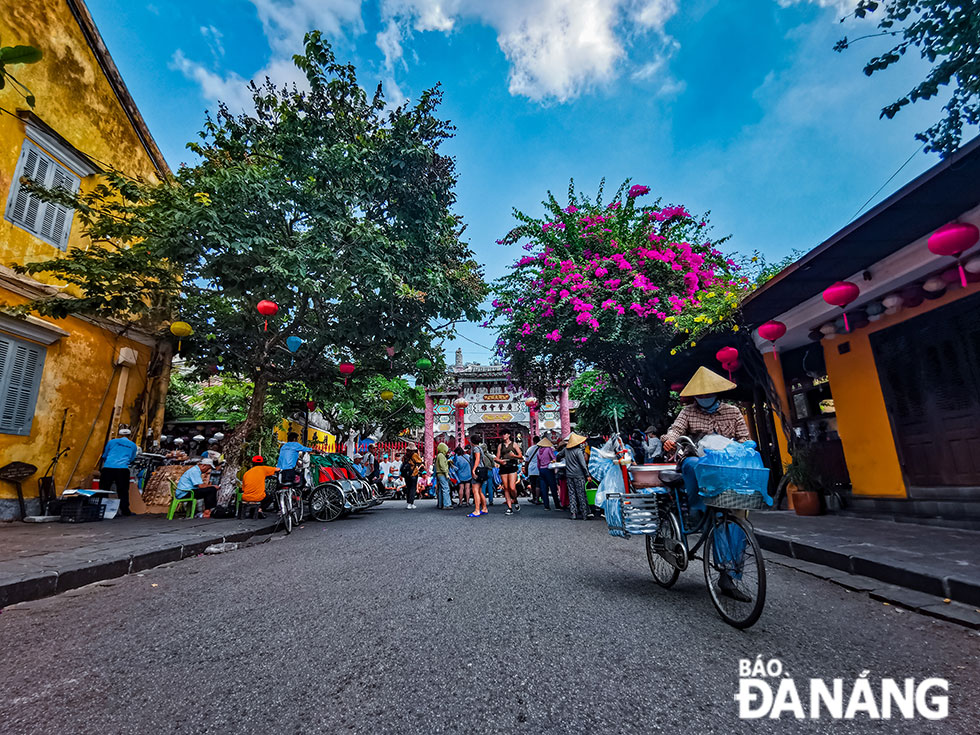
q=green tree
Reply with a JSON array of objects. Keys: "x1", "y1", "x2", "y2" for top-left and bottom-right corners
[
  {"x1": 9, "y1": 33, "x2": 485, "y2": 500},
  {"x1": 317, "y1": 375, "x2": 424, "y2": 443},
  {"x1": 569, "y1": 370, "x2": 636, "y2": 435},
  {"x1": 835, "y1": 0, "x2": 980, "y2": 156}
]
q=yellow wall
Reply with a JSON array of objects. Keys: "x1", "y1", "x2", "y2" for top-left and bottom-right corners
[
  {"x1": 276, "y1": 420, "x2": 335, "y2": 451},
  {"x1": 765, "y1": 280, "x2": 980, "y2": 499},
  {"x1": 0, "y1": 1, "x2": 166, "y2": 511}
]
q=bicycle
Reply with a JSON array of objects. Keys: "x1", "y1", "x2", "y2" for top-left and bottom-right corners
[{"x1": 613, "y1": 436, "x2": 767, "y2": 629}]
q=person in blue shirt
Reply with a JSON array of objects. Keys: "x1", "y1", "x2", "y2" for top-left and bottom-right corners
[
  {"x1": 100, "y1": 428, "x2": 139, "y2": 516},
  {"x1": 276, "y1": 432, "x2": 314, "y2": 470},
  {"x1": 352, "y1": 454, "x2": 368, "y2": 478},
  {"x1": 175, "y1": 458, "x2": 219, "y2": 516}
]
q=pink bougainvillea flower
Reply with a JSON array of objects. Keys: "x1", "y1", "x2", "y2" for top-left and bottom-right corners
[
  {"x1": 628, "y1": 185, "x2": 650, "y2": 198},
  {"x1": 565, "y1": 205, "x2": 579, "y2": 214},
  {"x1": 545, "y1": 330, "x2": 561, "y2": 341}
]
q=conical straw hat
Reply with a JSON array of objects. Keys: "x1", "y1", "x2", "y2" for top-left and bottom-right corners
[
  {"x1": 565, "y1": 432, "x2": 587, "y2": 449},
  {"x1": 679, "y1": 366, "x2": 736, "y2": 398},
  {"x1": 536, "y1": 437, "x2": 554, "y2": 448}
]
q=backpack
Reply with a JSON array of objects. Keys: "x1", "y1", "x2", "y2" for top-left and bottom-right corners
[{"x1": 400, "y1": 456, "x2": 414, "y2": 478}]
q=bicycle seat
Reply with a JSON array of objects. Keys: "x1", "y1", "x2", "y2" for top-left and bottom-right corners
[{"x1": 659, "y1": 470, "x2": 685, "y2": 487}]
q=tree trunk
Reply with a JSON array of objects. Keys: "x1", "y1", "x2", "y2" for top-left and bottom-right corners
[{"x1": 218, "y1": 370, "x2": 270, "y2": 504}]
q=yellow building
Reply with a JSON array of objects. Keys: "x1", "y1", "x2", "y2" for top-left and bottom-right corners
[
  {"x1": 0, "y1": 1, "x2": 170, "y2": 518},
  {"x1": 744, "y1": 137, "x2": 980, "y2": 528}
]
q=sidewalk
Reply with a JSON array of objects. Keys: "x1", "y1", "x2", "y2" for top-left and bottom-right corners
[
  {"x1": 0, "y1": 514, "x2": 277, "y2": 608},
  {"x1": 753, "y1": 511, "x2": 980, "y2": 628}
]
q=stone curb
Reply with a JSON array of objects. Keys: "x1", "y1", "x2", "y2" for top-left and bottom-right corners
[
  {"x1": 755, "y1": 530, "x2": 980, "y2": 607},
  {"x1": 0, "y1": 522, "x2": 277, "y2": 608}
]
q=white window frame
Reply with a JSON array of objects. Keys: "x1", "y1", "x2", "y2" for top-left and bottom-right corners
[
  {"x1": 0, "y1": 332, "x2": 47, "y2": 436},
  {"x1": 4, "y1": 138, "x2": 81, "y2": 251}
]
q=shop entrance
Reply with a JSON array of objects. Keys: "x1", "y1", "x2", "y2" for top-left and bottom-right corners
[{"x1": 871, "y1": 291, "x2": 980, "y2": 489}]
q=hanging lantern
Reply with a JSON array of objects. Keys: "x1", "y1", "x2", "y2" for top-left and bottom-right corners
[
  {"x1": 848, "y1": 309, "x2": 870, "y2": 330},
  {"x1": 819, "y1": 322, "x2": 837, "y2": 336},
  {"x1": 416, "y1": 357, "x2": 432, "y2": 371},
  {"x1": 716, "y1": 347, "x2": 739, "y2": 380},
  {"x1": 380, "y1": 390, "x2": 394, "y2": 402},
  {"x1": 256, "y1": 299, "x2": 278, "y2": 331},
  {"x1": 964, "y1": 255, "x2": 980, "y2": 275},
  {"x1": 923, "y1": 275, "x2": 947, "y2": 293},
  {"x1": 669, "y1": 382, "x2": 684, "y2": 393},
  {"x1": 822, "y1": 281, "x2": 860, "y2": 332},
  {"x1": 866, "y1": 301, "x2": 886, "y2": 322},
  {"x1": 808, "y1": 329, "x2": 824, "y2": 342},
  {"x1": 757, "y1": 320, "x2": 787, "y2": 362},
  {"x1": 339, "y1": 361, "x2": 355, "y2": 385},
  {"x1": 286, "y1": 336, "x2": 303, "y2": 353},
  {"x1": 306, "y1": 400, "x2": 316, "y2": 411},
  {"x1": 524, "y1": 396, "x2": 539, "y2": 410},
  {"x1": 169, "y1": 321, "x2": 193, "y2": 352},
  {"x1": 928, "y1": 222, "x2": 979, "y2": 288}
]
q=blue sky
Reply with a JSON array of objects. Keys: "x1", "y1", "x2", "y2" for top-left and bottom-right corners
[{"x1": 88, "y1": 0, "x2": 954, "y2": 364}]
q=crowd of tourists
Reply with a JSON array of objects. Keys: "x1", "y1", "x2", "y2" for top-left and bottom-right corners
[{"x1": 355, "y1": 427, "x2": 664, "y2": 520}]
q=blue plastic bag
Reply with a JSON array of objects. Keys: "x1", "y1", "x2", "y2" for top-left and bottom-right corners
[{"x1": 695, "y1": 441, "x2": 772, "y2": 505}]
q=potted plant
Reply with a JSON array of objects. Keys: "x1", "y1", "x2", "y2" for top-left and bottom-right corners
[{"x1": 783, "y1": 448, "x2": 822, "y2": 516}]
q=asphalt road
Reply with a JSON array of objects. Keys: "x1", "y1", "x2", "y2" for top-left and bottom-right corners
[{"x1": 1, "y1": 500, "x2": 977, "y2": 734}]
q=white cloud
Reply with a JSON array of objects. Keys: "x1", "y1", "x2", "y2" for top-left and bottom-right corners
[
  {"x1": 380, "y1": 0, "x2": 681, "y2": 102},
  {"x1": 776, "y1": 0, "x2": 859, "y2": 17},
  {"x1": 201, "y1": 25, "x2": 225, "y2": 60},
  {"x1": 175, "y1": 0, "x2": 683, "y2": 109}
]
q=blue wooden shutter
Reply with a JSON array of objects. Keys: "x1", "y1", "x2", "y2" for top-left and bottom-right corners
[{"x1": 0, "y1": 335, "x2": 46, "y2": 436}]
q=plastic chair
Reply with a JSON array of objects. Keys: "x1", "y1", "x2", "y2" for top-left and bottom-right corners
[{"x1": 167, "y1": 479, "x2": 196, "y2": 520}]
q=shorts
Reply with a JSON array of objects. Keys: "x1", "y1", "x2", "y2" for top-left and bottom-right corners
[{"x1": 501, "y1": 461, "x2": 518, "y2": 475}]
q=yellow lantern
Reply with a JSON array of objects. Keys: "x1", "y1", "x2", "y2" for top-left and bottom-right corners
[
  {"x1": 380, "y1": 389, "x2": 395, "y2": 402},
  {"x1": 170, "y1": 321, "x2": 193, "y2": 351}
]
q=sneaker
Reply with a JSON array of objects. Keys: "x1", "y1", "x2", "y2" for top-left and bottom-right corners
[
  {"x1": 513, "y1": 503, "x2": 521, "y2": 513},
  {"x1": 505, "y1": 508, "x2": 513, "y2": 516}
]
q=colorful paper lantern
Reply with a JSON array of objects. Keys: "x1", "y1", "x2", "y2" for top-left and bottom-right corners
[
  {"x1": 928, "y1": 222, "x2": 979, "y2": 287},
  {"x1": 822, "y1": 281, "x2": 860, "y2": 332},
  {"x1": 306, "y1": 400, "x2": 316, "y2": 411},
  {"x1": 881, "y1": 293, "x2": 903, "y2": 310},
  {"x1": 416, "y1": 357, "x2": 432, "y2": 371},
  {"x1": 339, "y1": 361, "x2": 355, "y2": 385},
  {"x1": 923, "y1": 276, "x2": 946, "y2": 293},
  {"x1": 380, "y1": 390, "x2": 394, "y2": 402},
  {"x1": 848, "y1": 309, "x2": 870, "y2": 330},
  {"x1": 716, "y1": 347, "x2": 738, "y2": 380},
  {"x1": 286, "y1": 336, "x2": 303, "y2": 352},
  {"x1": 257, "y1": 299, "x2": 278, "y2": 331},
  {"x1": 757, "y1": 320, "x2": 787, "y2": 362},
  {"x1": 819, "y1": 322, "x2": 837, "y2": 336},
  {"x1": 524, "y1": 396, "x2": 539, "y2": 410},
  {"x1": 169, "y1": 320, "x2": 193, "y2": 351},
  {"x1": 670, "y1": 382, "x2": 685, "y2": 392}
]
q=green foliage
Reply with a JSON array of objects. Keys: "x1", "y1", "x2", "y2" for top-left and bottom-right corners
[
  {"x1": 164, "y1": 372, "x2": 196, "y2": 421},
  {"x1": 569, "y1": 370, "x2": 637, "y2": 435},
  {"x1": 0, "y1": 38, "x2": 42, "y2": 107},
  {"x1": 8, "y1": 33, "x2": 485, "y2": 478},
  {"x1": 316, "y1": 375, "x2": 424, "y2": 440},
  {"x1": 835, "y1": 0, "x2": 980, "y2": 156}
]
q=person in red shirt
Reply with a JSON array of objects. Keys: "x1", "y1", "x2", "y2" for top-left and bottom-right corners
[{"x1": 241, "y1": 455, "x2": 278, "y2": 518}]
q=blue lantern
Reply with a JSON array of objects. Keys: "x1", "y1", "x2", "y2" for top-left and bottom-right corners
[{"x1": 286, "y1": 336, "x2": 303, "y2": 353}]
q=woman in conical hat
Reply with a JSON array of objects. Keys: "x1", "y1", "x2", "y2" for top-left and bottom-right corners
[{"x1": 662, "y1": 366, "x2": 753, "y2": 603}]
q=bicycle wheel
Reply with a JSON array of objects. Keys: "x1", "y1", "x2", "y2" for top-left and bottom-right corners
[
  {"x1": 646, "y1": 511, "x2": 683, "y2": 587},
  {"x1": 279, "y1": 492, "x2": 293, "y2": 535},
  {"x1": 702, "y1": 514, "x2": 766, "y2": 629},
  {"x1": 310, "y1": 484, "x2": 344, "y2": 522},
  {"x1": 292, "y1": 492, "x2": 304, "y2": 526}
]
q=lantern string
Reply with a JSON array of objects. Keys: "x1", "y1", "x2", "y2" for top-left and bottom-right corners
[
  {"x1": 843, "y1": 311, "x2": 850, "y2": 332},
  {"x1": 958, "y1": 260, "x2": 967, "y2": 289}
]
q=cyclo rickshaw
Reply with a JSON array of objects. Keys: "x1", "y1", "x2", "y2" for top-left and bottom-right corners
[{"x1": 603, "y1": 434, "x2": 771, "y2": 629}]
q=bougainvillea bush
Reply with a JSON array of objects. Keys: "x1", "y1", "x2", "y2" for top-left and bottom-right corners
[{"x1": 490, "y1": 180, "x2": 761, "y2": 427}]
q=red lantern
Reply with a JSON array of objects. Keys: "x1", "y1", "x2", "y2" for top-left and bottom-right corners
[
  {"x1": 306, "y1": 400, "x2": 316, "y2": 411},
  {"x1": 256, "y1": 299, "x2": 278, "y2": 331},
  {"x1": 928, "y1": 222, "x2": 979, "y2": 288},
  {"x1": 757, "y1": 320, "x2": 787, "y2": 363},
  {"x1": 716, "y1": 347, "x2": 739, "y2": 380},
  {"x1": 822, "y1": 281, "x2": 860, "y2": 332},
  {"x1": 670, "y1": 382, "x2": 684, "y2": 392},
  {"x1": 339, "y1": 361, "x2": 355, "y2": 385}
]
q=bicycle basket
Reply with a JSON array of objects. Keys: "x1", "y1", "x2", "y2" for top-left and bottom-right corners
[
  {"x1": 605, "y1": 491, "x2": 667, "y2": 538},
  {"x1": 703, "y1": 489, "x2": 766, "y2": 510}
]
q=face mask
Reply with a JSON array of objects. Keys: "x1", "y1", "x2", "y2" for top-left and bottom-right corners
[{"x1": 695, "y1": 395, "x2": 720, "y2": 413}]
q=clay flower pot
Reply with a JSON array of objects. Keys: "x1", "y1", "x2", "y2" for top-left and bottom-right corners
[{"x1": 789, "y1": 485, "x2": 821, "y2": 516}]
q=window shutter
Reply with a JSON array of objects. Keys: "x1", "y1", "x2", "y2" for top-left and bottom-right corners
[
  {"x1": 0, "y1": 336, "x2": 46, "y2": 436},
  {"x1": 6, "y1": 140, "x2": 79, "y2": 250}
]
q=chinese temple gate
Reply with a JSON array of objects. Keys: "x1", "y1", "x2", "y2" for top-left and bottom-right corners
[{"x1": 422, "y1": 350, "x2": 572, "y2": 470}]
